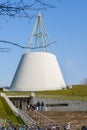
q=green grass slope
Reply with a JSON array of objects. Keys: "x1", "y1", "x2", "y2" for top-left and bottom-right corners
[
  {"x1": 0, "y1": 96, "x2": 23, "y2": 125},
  {"x1": 4, "y1": 84, "x2": 87, "y2": 100},
  {"x1": 34, "y1": 84, "x2": 87, "y2": 95},
  {"x1": 34, "y1": 85, "x2": 87, "y2": 100}
]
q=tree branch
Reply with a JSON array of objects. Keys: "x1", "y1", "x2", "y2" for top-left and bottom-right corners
[
  {"x1": 0, "y1": 40, "x2": 56, "y2": 52},
  {"x1": 0, "y1": 0, "x2": 58, "y2": 18}
]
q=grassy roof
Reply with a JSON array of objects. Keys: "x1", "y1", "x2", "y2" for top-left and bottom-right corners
[
  {"x1": 33, "y1": 84, "x2": 87, "y2": 95},
  {"x1": 3, "y1": 84, "x2": 87, "y2": 100}
]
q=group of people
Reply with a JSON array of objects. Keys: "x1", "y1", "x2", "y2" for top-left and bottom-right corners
[
  {"x1": 27, "y1": 101, "x2": 45, "y2": 111},
  {"x1": 0, "y1": 124, "x2": 65, "y2": 130}
]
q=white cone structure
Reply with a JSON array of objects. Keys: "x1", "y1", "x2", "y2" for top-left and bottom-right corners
[
  {"x1": 10, "y1": 13, "x2": 66, "y2": 91},
  {"x1": 10, "y1": 52, "x2": 66, "y2": 91}
]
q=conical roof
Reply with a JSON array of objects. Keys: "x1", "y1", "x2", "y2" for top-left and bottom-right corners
[{"x1": 10, "y1": 13, "x2": 66, "y2": 91}]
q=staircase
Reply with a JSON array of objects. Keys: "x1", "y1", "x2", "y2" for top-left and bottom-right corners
[
  {"x1": 27, "y1": 110, "x2": 55, "y2": 128},
  {"x1": 27, "y1": 111, "x2": 87, "y2": 130},
  {"x1": 18, "y1": 109, "x2": 36, "y2": 127}
]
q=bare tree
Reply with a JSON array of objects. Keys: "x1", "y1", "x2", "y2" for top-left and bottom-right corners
[
  {"x1": 0, "y1": 0, "x2": 59, "y2": 52},
  {"x1": 0, "y1": 0, "x2": 57, "y2": 19},
  {"x1": 0, "y1": 0, "x2": 58, "y2": 17}
]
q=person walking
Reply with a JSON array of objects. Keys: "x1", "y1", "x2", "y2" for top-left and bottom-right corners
[
  {"x1": 41, "y1": 101, "x2": 45, "y2": 111},
  {"x1": 36, "y1": 101, "x2": 41, "y2": 111}
]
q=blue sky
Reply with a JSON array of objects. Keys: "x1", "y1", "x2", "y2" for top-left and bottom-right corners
[{"x1": 0, "y1": 0, "x2": 87, "y2": 86}]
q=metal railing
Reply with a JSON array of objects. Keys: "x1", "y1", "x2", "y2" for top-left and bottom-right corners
[
  {"x1": 28, "y1": 110, "x2": 55, "y2": 127},
  {"x1": 18, "y1": 109, "x2": 36, "y2": 127}
]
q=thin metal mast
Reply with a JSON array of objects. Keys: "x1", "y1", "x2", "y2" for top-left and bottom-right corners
[{"x1": 25, "y1": 12, "x2": 54, "y2": 53}]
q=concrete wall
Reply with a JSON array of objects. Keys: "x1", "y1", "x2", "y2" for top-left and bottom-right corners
[{"x1": 34, "y1": 97, "x2": 87, "y2": 111}]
